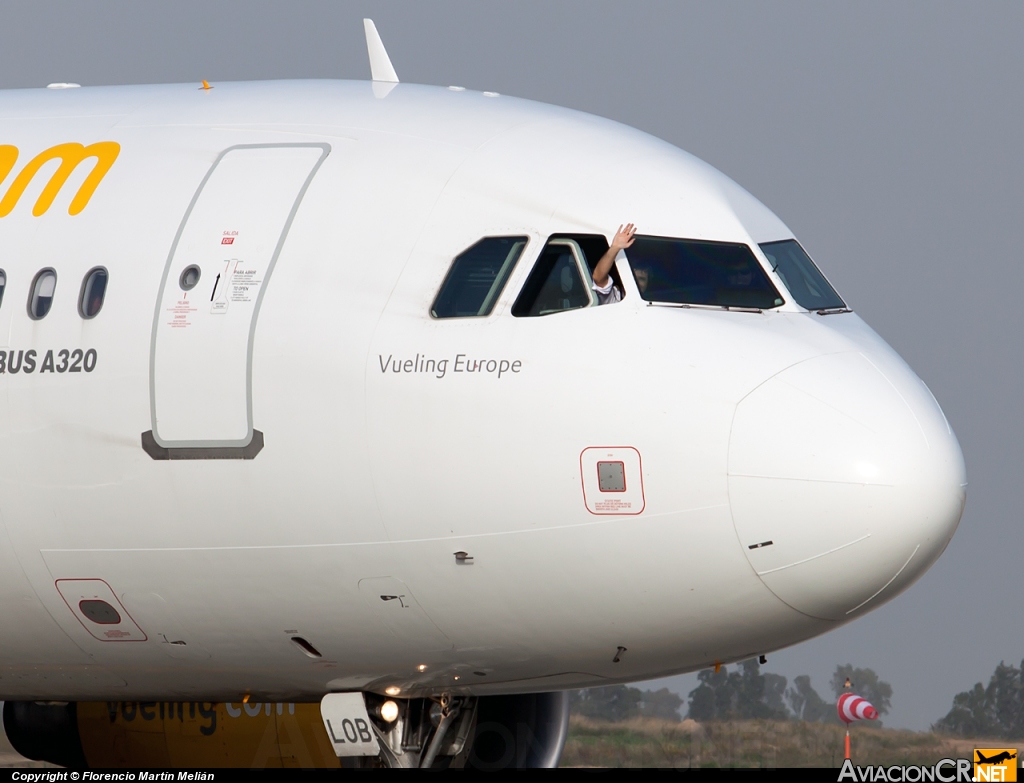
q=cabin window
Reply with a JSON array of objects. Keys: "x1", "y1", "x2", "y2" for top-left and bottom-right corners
[
  {"x1": 511, "y1": 239, "x2": 594, "y2": 317},
  {"x1": 625, "y1": 236, "x2": 784, "y2": 310},
  {"x1": 759, "y1": 239, "x2": 845, "y2": 311},
  {"x1": 28, "y1": 269, "x2": 57, "y2": 320},
  {"x1": 0, "y1": 270, "x2": 6, "y2": 311},
  {"x1": 431, "y1": 236, "x2": 528, "y2": 318},
  {"x1": 79, "y1": 267, "x2": 108, "y2": 319}
]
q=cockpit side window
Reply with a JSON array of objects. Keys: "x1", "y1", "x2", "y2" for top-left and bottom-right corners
[
  {"x1": 431, "y1": 236, "x2": 528, "y2": 318},
  {"x1": 0, "y1": 270, "x2": 6, "y2": 311},
  {"x1": 759, "y1": 239, "x2": 846, "y2": 311},
  {"x1": 511, "y1": 239, "x2": 594, "y2": 317},
  {"x1": 550, "y1": 233, "x2": 625, "y2": 301},
  {"x1": 625, "y1": 236, "x2": 784, "y2": 310}
]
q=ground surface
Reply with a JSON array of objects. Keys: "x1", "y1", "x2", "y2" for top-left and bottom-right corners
[
  {"x1": 0, "y1": 715, "x2": 1014, "y2": 768},
  {"x1": 561, "y1": 715, "x2": 1018, "y2": 768}
]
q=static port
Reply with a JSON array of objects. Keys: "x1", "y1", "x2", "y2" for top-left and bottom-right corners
[{"x1": 79, "y1": 599, "x2": 121, "y2": 625}]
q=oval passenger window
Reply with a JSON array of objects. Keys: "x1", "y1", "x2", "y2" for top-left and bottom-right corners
[
  {"x1": 79, "y1": 267, "x2": 108, "y2": 319},
  {"x1": 0, "y1": 270, "x2": 6, "y2": 311},
  {"x1": 28, "y1": 269, "x2": 57, "y2": 319}
]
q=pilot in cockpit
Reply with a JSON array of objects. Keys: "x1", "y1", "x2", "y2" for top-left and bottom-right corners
[{"x1": 591, "y1": 223, "x2": 637, "y2": 304}]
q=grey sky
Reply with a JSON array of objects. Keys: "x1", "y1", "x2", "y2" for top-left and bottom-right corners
[{"x1": 1, "y1": 1, "x2": 1020, "y2": 731}]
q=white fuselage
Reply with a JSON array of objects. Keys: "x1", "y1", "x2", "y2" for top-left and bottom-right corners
[{"x1": 0, "y1": 80, "x2": 965, "y2": 702}]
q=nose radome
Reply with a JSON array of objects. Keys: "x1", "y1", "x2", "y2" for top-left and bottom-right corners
[{"x1": 728, "y1": 351, "x2": 966, "y2": 621}]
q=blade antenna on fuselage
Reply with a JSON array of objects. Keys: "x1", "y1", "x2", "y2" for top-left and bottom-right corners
[{"x1": 363, "y1": 19, "x2": 399, "y2": 83}]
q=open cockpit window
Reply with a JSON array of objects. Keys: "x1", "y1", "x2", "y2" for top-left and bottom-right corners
[
  {"x1": 431, "y1": 236, "x2": 528, "y2": 318},
  {"x1": 0, "y1": 270, "x2": 6, "y2": 311},
  {"x1": 550, "y1": 233, "x2": 624, "y2": 302},
  {"x1": 511, "y1": 239, "x2": 594, "y2": 317},
  {"x1": 759, "y1": 239, "x2": 846, "y2": 311},
  {"x1": 28, "y1": 268, "x2": 57, "y2": 320},
  {"x1": 625, "y1": 236, "x2": 784, "y2": 310}
]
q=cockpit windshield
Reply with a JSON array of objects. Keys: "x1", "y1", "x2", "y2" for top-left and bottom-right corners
[
  {"x1": 759, "y1": 239, "x2": 846, "y2": 311},
  {"x1": 625, "y1": 236, "x2": 784, "y2": 310}
]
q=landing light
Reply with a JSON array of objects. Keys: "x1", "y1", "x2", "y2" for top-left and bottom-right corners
[
  {"x1": 385, "y1": 686, "x2": 401, "y2": 696},
  {"x1": 417, "y1": 664, "x2": 427, "y2": 672},
  {"x1": 380, "y1": 700, "x2": 400, "y2": 723}
]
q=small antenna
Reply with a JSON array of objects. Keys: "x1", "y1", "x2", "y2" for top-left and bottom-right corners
[{"x1": 363, "y1": 19, "x2": 399, "y2": 83}]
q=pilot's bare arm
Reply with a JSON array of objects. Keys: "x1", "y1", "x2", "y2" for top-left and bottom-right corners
[{"x1": 592, "y1": 223, "x2": 637, "y2": 288}]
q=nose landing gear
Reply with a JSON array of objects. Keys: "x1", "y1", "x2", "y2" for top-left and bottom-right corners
[{"x1": 368, "y1": 692, "x2": 478, "y2": 769}]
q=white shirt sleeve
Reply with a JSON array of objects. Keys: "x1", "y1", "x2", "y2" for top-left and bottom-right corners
[{"x1": 592, "y1": 250, "x2": 625, "y2": 304}]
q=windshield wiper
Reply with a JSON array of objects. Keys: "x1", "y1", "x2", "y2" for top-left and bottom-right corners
[
  {"x1": 647, "y1": 302, "x2": 763, "y2": 314},
  {"x1": 815, "y1": 307, "x2": 852, "y2": 315}
]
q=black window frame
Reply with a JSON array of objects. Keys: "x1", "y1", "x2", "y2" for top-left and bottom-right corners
[
  {"x1": 624, "y1": 235, "x2": 785, "y2": 311},
  {"x1": 27, "y1": 267, "x2": 58, "y2": 321},
  {"x1": 759, "y1": 239, "x2": 847, "y2": 313},
  {"x1": 511, "y1": 238, "x2": 596, "y2": 318},
  {"x1": 430, "y1": 236, "x2": 530, "y2": 319},
  {"x1": 549, "y1": 233, "x2": 625, "y2": 301},
  {"x1": 78, "y1": 266, "x2": 109, "y2": 320}
]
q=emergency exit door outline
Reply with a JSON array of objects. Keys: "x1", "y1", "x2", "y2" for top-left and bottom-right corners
[{"x1": 145, "y1": 142, "x2": 330, "y2": 459}]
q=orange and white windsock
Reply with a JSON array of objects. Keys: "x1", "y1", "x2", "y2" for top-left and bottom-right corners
[{"x1": 837, "y1": 692, "x2": 878, "y2": 724}]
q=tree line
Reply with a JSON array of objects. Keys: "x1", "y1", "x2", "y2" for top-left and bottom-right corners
[
  {"x1": 933, "y1": 658, "x2": 1024, "y2": 739},
  {"x1": 570, "y1": 659, "x2": 892, "y2": 724}
]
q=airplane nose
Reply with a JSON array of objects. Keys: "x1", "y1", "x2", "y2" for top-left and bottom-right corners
[{"x1": 728, "y1": 350, "x2": 966, "y2": 621}]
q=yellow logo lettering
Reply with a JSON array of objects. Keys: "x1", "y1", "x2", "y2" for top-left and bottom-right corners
[
  {"x1": 0, "y1": 145, "x2": 17, "y2": 183},
  {"x1": 0, "y1": 141, "x2": 120, "y2": 217}
]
